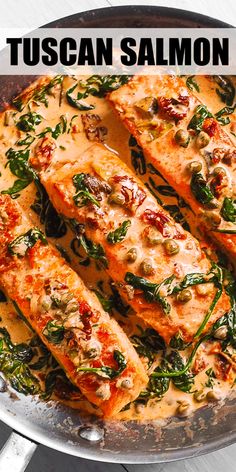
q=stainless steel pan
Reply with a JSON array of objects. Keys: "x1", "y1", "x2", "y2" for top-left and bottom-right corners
[{"x1": 0, "y1": 6, "x2": 235, "y2": 470}]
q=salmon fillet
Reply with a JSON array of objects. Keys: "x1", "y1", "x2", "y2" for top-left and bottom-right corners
[
  {"x1": 29, "y1": 141, "x2": 230, "y2": 344},
  {"x1": 0, "y1": 194, "x2": 148, "y2": 417},
  {"x1": 109, "y1": 75, "x2": 236, "y2": 267}
]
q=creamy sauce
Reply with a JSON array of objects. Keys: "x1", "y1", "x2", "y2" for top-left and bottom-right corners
[{"x1": 0, "y1": 74, "x2": 235, "y2": 421}]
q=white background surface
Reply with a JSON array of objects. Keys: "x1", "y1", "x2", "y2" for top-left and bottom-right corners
[{"x1": 0, "y1": 1, "x2": 236, "y2": 471}]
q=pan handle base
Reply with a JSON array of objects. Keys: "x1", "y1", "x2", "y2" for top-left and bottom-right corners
[{"x1": 0, "y1": 431, "x2": 37, "y2": 472}]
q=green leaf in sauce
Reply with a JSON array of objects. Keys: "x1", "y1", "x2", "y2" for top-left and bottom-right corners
[
  {"x1": 72, "y1": 173, "x2": 100, "y2": 208},
  {"x1": 31, "y1": 183, "x2": 67, "y2": 239},
  {"x1": 0, "y1": 290, "x2": 7, "y2": 302},
  {"x1": 214, "y1": 76, "x2": 235, "y2": 107},
  {"x1": 107, "y1": 220, "x2": 131, "y2": 244},
  {"x1": 73, "y1": 234, "x2": 108, "y2": 269},
  {"x1": 12, "y1": 75, "x2": 63, "y2": 111},
  {"x1": 187, "y1": 105, "x2": 212, "y2": 133},
  {"x1": 0, "y1": 328, "x2": 40, "y2": 395},
  {"x1": 190, "y1": 172, "x2": 215, "y2": 205},
  {"x1": 43, "y1": 321, "x2": 65, "y2": 344},
  {"x1": 38, "y1": 114, "x2": 67, "y2": 139},
  {"x1": 2, "y1": 148, "x2": 38, "y2": 198},
  {"x1": 8, "y1": 228, "x2": 48, "y2": 257},
  {"x1": 79, "y1": 75, "x2": 129, "y2": 98},
  {"x1": 66, "y1": 83, "x2": 95, "y2": 111},
  {"x1": 166, "y1": 351, "x2": 195, "y2": 393},
  {"x1": 131, "y1": 326, "x2": 165, "y2": 367},
  {"x1": 16, "y1": 112, "x2": 43, "y2": 132},
  {"x1": 186, "y1": 76, "x2": 200, "y2": 93},
  {"x1": 220, "y1": 197, "x2": 236, "y2": 223},
  {"x1": 77, "y1": 350, "x2": 127, "y2": 379},
  {"x1": 215, "y1": 105, "x2": 236, "y2": 126}
]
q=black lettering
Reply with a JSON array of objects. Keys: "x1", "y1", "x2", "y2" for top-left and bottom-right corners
[
  {"x1": 213, "y1": 38, "x2": 229, "y2": 65},
  {"x1": 78, "y1": 38, "x2": 95, "y2": 65},
  {"x1": 59, "y1": 37, "x2": 76, "y2": 66},
  {"x1": 96, "y1": 38, "x2": 112, "y2": 65},
  {"x1": 6, "y1": 38, "x2": 22, "y2": 65},
  {"x1": 120, "y1": 38, "x2": 136, "y2": 66},
  {"x1": 23, "y1": 38, "x2": 40, "y2": 66},
  {"x1": 138, "y1": 38, "x2": 154, "y2": 65},
  {"x1": 155, "y1": 39, "x2": 168, "y2": 65},
  {"x1": 194, "y1": 38, "x2": 210, "y2": 66},
  {"x1": 42, "y1": 37, "x2": 58, "y2": 66},
  {"x1": 169, "y1": 38, "x2": 191, "y2": 65}
]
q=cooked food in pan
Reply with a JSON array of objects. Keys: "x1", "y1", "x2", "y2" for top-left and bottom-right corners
[
  {"x1": 109, "y1": 75, "x2": 236, "y2": 267},
  {"x1": 0, "y1": 194, "x2": 148, "y2": 417},
  {"x1": 0, "y1": 74, "x2": 235, "y2": 421}
]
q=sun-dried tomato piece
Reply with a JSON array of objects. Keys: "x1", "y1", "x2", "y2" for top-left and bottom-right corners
[
  {"x1": 81, "y1": 114, "x2": 108, "y2": 142},
  {"x1": 158, "y1": 94, "x2": 190, "y2": 121},
  {"x1": 142, "y1": 208, "x2": 186, "y2": 239},
  {"x1": 31, "y1": 137, "x2": 56, "y2": 171},
  {"x1": 202, "y1": 118, "x2": 218, "y2": 137},
  {"x1": 110, "y1": 175, "x2": 146, "y2": 212}
]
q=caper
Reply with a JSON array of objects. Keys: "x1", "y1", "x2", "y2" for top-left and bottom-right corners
[
  {"x1": 135, "y1": 403, "x2": 145, "y2": 414},
  {"x1": 95, "y1": 384, "x2": 111, "y2": 400},
  {"x1": 187, "y1": 160, "x2": 202, "y2": 173},
  {"x1": 120, "y1": 378, "x2": 133, "y2": 389},
  {"x1": 109, "y1": 192, "x2": 125, "y2": 206},
  {"x1": 213, "y1": 326, "x2": 228, "y2": 340},
  {"x1": 196, "y1": 283, "x2": 212, "y2": 296},
  {"x1": 124, "y1": 284, "x2": 135, "y2": 300},
  {"x1": 126, "y1": 247, "x2": 138, "y2": 263},
  {"x1": 134, "y1": 96, "x2": 158, "y2": 116},
  {"x1": 206, "y1": 390, "x2": 221, "y2": 402},
  {"x1": 176, "y1": 401, "x2": 191, "y2": 417},
  {"x1": 65, "y1": 300, "x2": 79, "y2": 314},
  {"x1": 207, "y1": 198, "x2": 220, "y2": 210},
  {"x1": 41, "y1": 295, "x2": 52, "y2": 311},
  {"x1": 175, "y1": 129, "x2": 190, "y2": 148},
  {"x1": 213, "y1": 166, "x2": 226, "y2": 176},
  {"x1": 145, "y1": 227, "x2": 163, "y2": 246},
  {"x1": 196, "y1": 131, "x2": 210, "y2": 149},
  {"x1": 203, "y1": 210, "x2": 221, "y2": 229},
  {"x1": 194, "y1": 390, "x2": 206, "y2": 402},
  {"x1": 176, "y1": 288, "x2": 192, "y2": 303},
  {"x1": 140, "y1": 258, "x2": 155, "y2": 275},
  {"x1": 163, "y1": 239, "x2": 180, "y2": 256}
]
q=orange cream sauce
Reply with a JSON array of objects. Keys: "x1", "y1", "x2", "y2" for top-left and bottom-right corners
[{"x1": 0, "y1": 75, "x2": 235, "y2": 421}]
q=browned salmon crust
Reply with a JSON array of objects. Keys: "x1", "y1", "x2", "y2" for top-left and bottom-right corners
[
  {"x1": 0, "y1": 194, "x2": 148, "y2": 417},
  {"x1": 29, "y1": 142, "x2": 230, "y2": 344},
  {"x1": 108, "y1": 75, "x2": 236, "y2": 267}
]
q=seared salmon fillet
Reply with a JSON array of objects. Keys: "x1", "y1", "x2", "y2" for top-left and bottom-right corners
[
  {"x1": 0, "y1": 194, "x2": 148, "y2": 417},
  {"x1": 29, "y1": 142, "x2": 230, "y2": 344},
  {"x1": 109, "y1": 75, "x2": 236, "y2": 267}
]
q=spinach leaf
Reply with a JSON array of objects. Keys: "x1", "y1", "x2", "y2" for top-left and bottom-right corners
[
  {"x1": 205, "y1": 367, "x2": 216, "y2": 388},
  {"x1": 188, "y1": 105, "x2": 212, "y2": 133},
  {"x1": 72, "y1": 173, "x2": 100, "y2": 208},
  {"x1": 214, "y1": 76, "x2": 235, "y2": 106},
  {"x1": 215, "y1": 105, "x2": 236, "y2": 126},
  {"x1": 79, "y1": 75, "x2": 129, "y2": 98},
  {"x1": 166, "y1": 351, "x2": 194, "y2": 393},
  {"x1": 2, "y1": 148, "x2": 38, "y2": 198},
  {"x1": 43, "y1": 321, "x2": 65, "y2": 344},
  {"x1": 107, "y1": 220, "x2": 131, "y2": 244},
  {"x1": 131, "y1": 326, "x2": 165, "y2": 366},
  {"x1": 13, "y1": 76, "x2": 63, "y2": 111},
  {"x1": 16, "y1": 112, "x2": 42, "y2": 132},
  {"x1": 220, "y1": 197, "x2": 236, "y2": 223},
  {"x1": 125, "y1": 272, "x2": 175, "y2": 314},
  {"x1": 190, "y1": 172, "x2": 215, "y2": 205},
  {"x1": 130, "y1": 149, "x2": 146, "y2": 175},
  {"x1": 38, "y1": 115, "x2": 67, "y2": 139},
  {"x1": 93, "y1": 290, "x2": 114, "y2": 312},
  {"x1": 169, "y1": 333, "x2": 190, "y2": 350},
  {"x1": 66, "y1": 83, "x2": 95, "y2": 111},
  {"x1": 73, "y1": 234, "x2": 108, "y2": 268},
  {"x1": 8, "y1": 228, "x2": 48, "y2": 257},
  {"x1": 16, "y1": 134, "x2": 35, "y2": 148},
  {"x1": 31, "y1": 183, "x2": 67, "y2": 238},
  {"x1": 186, "y1": 76, "x2": 200, "y2": 92},
  {"x1": 141, "y1": 360, "x2": 170, "y2": 399},
  {"x1": 0, "y1": 327, "x2": 40, "y2": 395},
  {"x1": 77, "y1": 350, "x2": 127, "y2": 379}
]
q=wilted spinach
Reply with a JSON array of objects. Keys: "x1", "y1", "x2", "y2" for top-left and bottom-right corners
[
  {"x1": 77, "y1": 350, "x2": 127, "y2": 379},
  {"x1": 107, "y1": 220, "x2": 131, "y2": 244}
]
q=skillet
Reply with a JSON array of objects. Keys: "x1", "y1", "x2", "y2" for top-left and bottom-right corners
[{"x1": 0, "y1": 5, "x2": 235, "y2": 470}]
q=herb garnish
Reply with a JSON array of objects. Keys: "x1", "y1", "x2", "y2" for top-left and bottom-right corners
[
  {"x1": 188, "y1": 105, "x2": 212, "y2": 133},
  {"x1": 71, "y1": 233, "x2": 108, "y2": 268},
  {"x1": 214, "y1": 76, "x2": 235, "y2": 106},
  {"x1": 38, "y1": 114, "x2": 67, "y2": 139},
  {"x1": 43, "y1": 321, "x2": 65, "y2": 344},
  {"x1": 131, "y1": 326, "x2": 165, "y2": 367},
  {"x1": 31, "y1": 183, "x2": 67, "y2": 238},
  {"x1": 215, "y1": 105, "x2": 236, "y2": 126},
  {"x1": 190, "y1": 172, "x2": 215, "y2": 205},
  {"x1": 77, "y1": 350, "x2": 126, "y2": 379},
  {"x1": 8, "y1": 228, "x2": 48, "y2": 257},
  {"x1": 66, "y1": 83, "x2": 95, "y2": 111},
  {"x1": 16, "y1": 112, "x2": 42, "y2": 132},
  {"x1": 79, "y1": 75, "x2": 129, "y2": 98},
  {"x1": 186, "y1": 76, "x2": 200, "y2": 93},
  {"x1": 2, "y1": 148, "x2": 38, "y2": 198},
  {"x1": 205, "y1": 367, "x2": 216, "y2": 388},
  {"x1": 72, "y1": 173, "x2": 100, "y2": 208},
  {"x1": 107, "y1": 220, "x2": 131, "y2": 244},
  {"x1": 12, "y1": 75, "x2": 63, "y2": 111},
  {"x1": 0, "y1": 328, "x2": 40, "y2": 395},
  {"x1": 220, "y1": 197, "x2": 236, "y2": 223}
]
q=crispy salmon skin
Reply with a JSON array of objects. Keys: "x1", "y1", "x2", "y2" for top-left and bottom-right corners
[
  {"x1": 0, "y1": 194, "x2": 148, "y2": 417},
  {"x1": 109, "y1": 75, "x2": 236, "y2": 267},
  {"x1": 29, "y1": 142, "x2": 230, "y2": 344}
]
